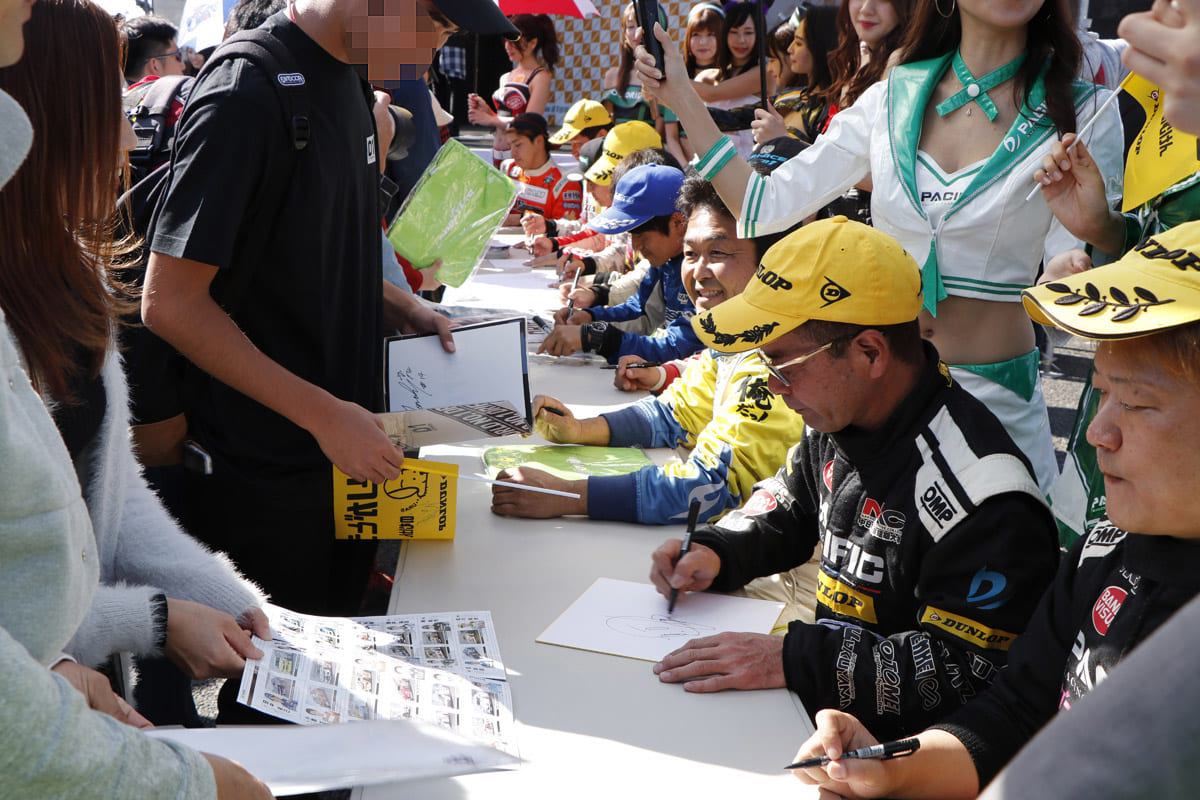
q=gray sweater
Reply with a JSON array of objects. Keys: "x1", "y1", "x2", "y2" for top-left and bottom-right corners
[
  {"x1": 0, "y1": 87, "x2": 215, "y2": 799},
  {"x1": 64, "y1": 341, "x2": 265, "y2": 667}
]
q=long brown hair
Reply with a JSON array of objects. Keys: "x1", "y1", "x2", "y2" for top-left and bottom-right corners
[
  {"x1": 827, "y1": 0, "x2": 914, "y2": 108},
  {"x1": 684, "y1": 5, "x2": 724, "y2": 78},
  {"x1": 898, "y1": 0, "x2": 1080, "y2": 135},
  {"x1": 0, "y1": 0, "x2": 133, "y2": 403}
]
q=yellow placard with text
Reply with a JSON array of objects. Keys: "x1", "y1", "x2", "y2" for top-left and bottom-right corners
[
  {"x1": 1121, "y1": 73, "x2": 1200, "y2": 211},
  {"x1": 333, "y1": 458, "x2": 457, "y2": 540}
]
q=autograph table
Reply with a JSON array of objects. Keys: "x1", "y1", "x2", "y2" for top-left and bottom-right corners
[{"x1": 356, "y1": 342, "x2": 816, "y2": 798}]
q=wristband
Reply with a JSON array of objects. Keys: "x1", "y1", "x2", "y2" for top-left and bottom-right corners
[
  {"x1": 150, "y1": 592, "x2": 169, "y2": 651},
  {"x1": 694, "y1": 135, "x2": 737, "y2": 181},
  {"x1": 646, "y1": 367, "x2": 668, "y2": 392},
  {"x1": 581, "y1": 256, "x2": 598, "y2": 276},
  {"x1": 545, "y1": 219, "x2": 559, "y2": 238}
]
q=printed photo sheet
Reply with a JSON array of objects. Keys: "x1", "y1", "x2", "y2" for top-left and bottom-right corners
[{"x1": 238, "y1": 605, "x2": 516, "y2": 756}]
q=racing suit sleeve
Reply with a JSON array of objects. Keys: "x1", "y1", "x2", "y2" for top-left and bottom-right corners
[
  {"x1": 687, "y1": 441, "x2": 822, "y2": 591},
  {"x1": 588, "y1": 264, "x2": 657, "y2": 324},
  {"x1": 591, "y1": 314, "x2": 705, "y2": 364},
  {"x1": 548, "y1": 175, "x2": 583, "y2": 221},
  {"x1": 930, "y1": 535, "x2": 1088, "y2": 787},
  {"x1": 780, "y1": 491, "x2": 1060, "y2": 741},
  {"x1": 588, "y1": 352, "x2": 803, "y2": 524}
]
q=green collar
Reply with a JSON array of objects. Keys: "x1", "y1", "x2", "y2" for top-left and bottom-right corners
[{"x1": 936, "y1": 50, "x2": 1027, "y2": 122}]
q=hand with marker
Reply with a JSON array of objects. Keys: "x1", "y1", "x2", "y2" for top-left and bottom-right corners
[
  {"x1": 1034, "y1": 133, "x2": 1124, "y2": 256},
  {"x1": 490, "y1": 466, "x2": 587, "y2": 519},
  {"x1": 532, "y1": 395, "x2": 583, "y2": 443},
  {"x1": 612, "y1": 354, "x2": 667, "y2": 392},
  {"x1": 790, "y1": 710, "x2": 891, "y2": 798}
]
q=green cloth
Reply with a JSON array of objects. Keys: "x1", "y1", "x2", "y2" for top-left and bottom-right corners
[
  {"x1": 483, "y1": 444, "x2": 651, "y2": 481},
  {"x1": 950, "y1": 348, "x2": 1039, "y2": 403}
]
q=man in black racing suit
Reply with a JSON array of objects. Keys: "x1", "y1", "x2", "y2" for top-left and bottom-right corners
[{"x1": 649, "y1": 218, "x2": 1060, "y2": 739}]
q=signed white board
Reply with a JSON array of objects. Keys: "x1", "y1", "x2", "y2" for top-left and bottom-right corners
[{"x1": 537, "y1": 578, "x2": 785, "y2": 662}]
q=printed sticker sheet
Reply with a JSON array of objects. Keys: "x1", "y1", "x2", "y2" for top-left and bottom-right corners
[{"x1": 238, "y1": 605, "x2": 516, "y2": 756}]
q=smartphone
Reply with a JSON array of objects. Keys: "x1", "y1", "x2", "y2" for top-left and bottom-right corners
[
  {"x1": 181, "y1": 439, "x2": 213, "y2": 476},
  {"x1": 635, "y1": 0, "x2": 664, "y2": 73}
]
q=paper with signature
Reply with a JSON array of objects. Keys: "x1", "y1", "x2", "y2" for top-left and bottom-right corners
[
  {"x1": 537, "y1": 578, "x2": 784, "y2": 662},
  {"x1": 385, "y1": 317, "x2": 530, "y2": 423}
]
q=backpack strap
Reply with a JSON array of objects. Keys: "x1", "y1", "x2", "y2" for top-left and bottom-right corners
[
  {"x1": 198, "y1": 28, "x2": 311, "y2": 152},
  {"x1": 127, "y1": 75, "x2": 193, "y2": 176}
]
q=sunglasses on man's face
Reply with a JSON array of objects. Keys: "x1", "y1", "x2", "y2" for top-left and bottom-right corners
[{"x1": 759, "y1": 330, "x2": 866, "y2": 388}]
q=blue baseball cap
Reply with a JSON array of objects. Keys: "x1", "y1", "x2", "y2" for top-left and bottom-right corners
[{"x1": 589, "y1": 164, "x2": 685, "y2": 234}]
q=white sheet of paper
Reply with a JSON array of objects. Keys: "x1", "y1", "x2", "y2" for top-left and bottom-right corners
[
  {"x1": 386, "y1": 318, "x2": 530, "y2": 418},
  {"x1": 537, "y1": 578, "x2": 785, "y2": 662},
  {"x1": 144, "y1": 720, "x2": 519, "y2": 795}
]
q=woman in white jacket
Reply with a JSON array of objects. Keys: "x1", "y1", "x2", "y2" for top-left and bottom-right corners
[
  {"x1": 635, "y1": 0, "x2": 1125, "y2": 493},
  {"x1": 0, "y1": 0, "x2": 267, "y2": 701}
]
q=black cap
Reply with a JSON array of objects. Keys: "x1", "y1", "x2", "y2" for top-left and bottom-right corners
[
  {"x1": 507, "y1": 112, "x2": 549, "y2": 139},
  {"x1": 748, "y1": 135, "x2": 808, "y2": 175},
  {"x1": 432, "y1": 0, "x2": 519, "y2": 37},
  {"x1": 576, "y1": 136, "x2": 605, "y2": 174}
]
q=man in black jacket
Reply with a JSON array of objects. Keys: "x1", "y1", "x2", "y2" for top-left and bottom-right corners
[{"x1": 649, "y1": 217, "x2": 1060, "y2": 739}]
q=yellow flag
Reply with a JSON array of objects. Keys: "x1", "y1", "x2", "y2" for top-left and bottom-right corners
[
  {"x1": 1122, "y1": 72, "x2": 1200, "y2": 212},
  {"x1": 333, "y1": 458, "x2": 457, "y2": 540}
]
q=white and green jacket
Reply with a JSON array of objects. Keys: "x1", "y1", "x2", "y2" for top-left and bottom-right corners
[{"x1": 738, "y1": 54, "x2": 1125, "y2": 315}]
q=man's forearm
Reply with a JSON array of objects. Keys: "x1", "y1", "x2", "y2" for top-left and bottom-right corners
[{"x1": 142, "y1": 253, "x2": 337, "y2": 436}]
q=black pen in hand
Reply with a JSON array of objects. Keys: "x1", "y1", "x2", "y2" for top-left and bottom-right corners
[
  {"x1": 601, "y1": 362, "x2": 663, "y2": 370},
  {"x1": 667, "y1": 499, "x2": 702, "y2": 615},
  {"x1": 539, "y1": 406, "x2": 566, "y2": 417},
  {"x1": 785, "y1": 737, "x2": 921, "y2": 770}
]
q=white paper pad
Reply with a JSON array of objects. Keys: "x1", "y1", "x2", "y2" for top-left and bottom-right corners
[
  {"x1": 537, "y1": 578, "x2": 785, "y2": 662},
  {"x1": 386, "y1": 318, "x2": 530, "y2": 418},
  {"x1": 144, "y1": 720, "x2": 518, "y2": 795}
]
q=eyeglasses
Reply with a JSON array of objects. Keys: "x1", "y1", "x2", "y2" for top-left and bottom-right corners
[
  {"x1": 759, "y1": 330, "x2": 865, "y2": 387},
  {"x1": 152, "y1": 48, "x2": 182, "y2": 64}
]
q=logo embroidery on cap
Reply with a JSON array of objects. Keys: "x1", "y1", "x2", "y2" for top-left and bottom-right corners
[
  {"x1": 755, "y1": 263, "x2": 793, "y2": 291},
  {"x1": 1041, "y1": 281, "x2": 1174, "y2": 323},
  {"x1": 698, "y1": 314, "x2": 779, "y2": 346},
  {"x1": 819, "y1": 277, "x2": 852, "y2": 307}
]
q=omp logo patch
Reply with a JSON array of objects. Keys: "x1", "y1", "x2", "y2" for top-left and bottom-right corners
[
  {"x1": 1092, "y1": 586, "x2": 1128, "y2": 635},
  {"x1": 741, "y1": 489, "x2": 777, "y2": 516},
  {"x1": 817, "y1": 571, "x2": 877, "y2": 624},
  {"x1": 919, "y1": 480, "x2": 958, "y2": 526},
  {"x1": 921, "y1": 606, "x2": 1016, "y2": 651}
]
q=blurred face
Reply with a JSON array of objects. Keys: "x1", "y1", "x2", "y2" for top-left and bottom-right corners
[
  {"x1": 688, "y1": 27, "x2": 718, "y2": 65},
  {"x1": 1087, "y1": 341, "x2": 1200, "y2": 538},
  {"x1": 506, "y1": 131, "x2": 545, "y2": 169},
  {"x1": 0, "y1": 0, "x2": 32, "y2": 67},
  {"x1": 765, "y1": 56, "x2": 781, "y2": 87},
  {"x1": 848, "y1": 0, "x2": 899, "y2": 46},
  {"x1": 345, "y1": 0, "x2": 459, "y2": 83},
  {"x1": 788, "y1": 20, "x2": 812, "y2": 76},
  {"x1": 504, "y1": 31, "x2": 536, "y2": 63},
  {"x1": 571, "y1": 129, "x2": 602, "y2": 159},
  {"x1": 681, "y1": 207, "x2": 757, "y2": 312},
  {"x1": 726, "y1": 18, "x2": 756, "y2": 64}
]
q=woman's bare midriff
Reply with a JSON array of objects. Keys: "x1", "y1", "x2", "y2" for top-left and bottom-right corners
[{"x1": 919, "y1": 295, "x2": 1036, "y2": 366}]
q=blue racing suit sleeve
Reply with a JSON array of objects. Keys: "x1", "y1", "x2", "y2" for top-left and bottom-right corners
[{"x1": 588, "y1": 264, "x2": 658, "y2": 324}]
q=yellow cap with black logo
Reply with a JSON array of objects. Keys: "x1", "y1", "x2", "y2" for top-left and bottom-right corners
[
  {"x1": 549, "y1": 99, "x2": 613, "y2": 145},
  {"x1": 583, "y1": 120, "x2": 662, "y2": 186},
  {"x1": 691, "y1": 216, "x2": 923, "y2": 352},
  {"x1": 1023, "y1": 221, "x2": 1200, "y2": 340}
]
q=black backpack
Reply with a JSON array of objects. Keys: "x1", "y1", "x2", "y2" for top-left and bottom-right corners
[{"x1": 119, "y1": 28, "x2": 312, "y2": 465}]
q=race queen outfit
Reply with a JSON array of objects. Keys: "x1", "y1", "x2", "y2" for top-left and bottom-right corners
[
  {"x1": 723, "y1": 53, "x2": 1125, "y2": 493},
  {"x1": 684, "y1": 217, "x2": 1060, "y2": 739}
]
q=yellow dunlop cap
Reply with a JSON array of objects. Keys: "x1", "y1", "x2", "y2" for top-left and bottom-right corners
[
  {"x1": 1023, "y1": 221, "x2": 1200, "y2": 340},
  {"x1": 583, "y1": 120, "x2": 662, "y2": 186},
  {"x1": 549, "y1": 99, "x2": 613, "y2": 144},
  {"x1": 692, "y1": 216, "x2": 923, "y2": 352}
]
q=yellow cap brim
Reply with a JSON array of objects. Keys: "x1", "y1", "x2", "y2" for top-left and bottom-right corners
[
  {"x1": 1023, "y1": 261, "x2": 1200, "y2": 340},
  {"x1": 691, "y1": 293, "x2": 808, "y2": 353},
  {"x1": 584, "y1": 156, "x2": 618, "y2": 186},
  {"x1": 549, "y1": 126, "x2": 579, "y2": 145}
]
